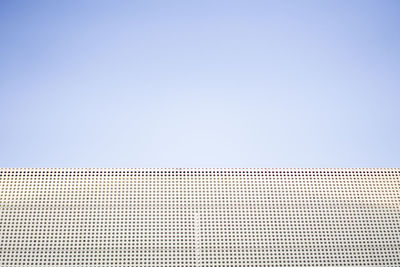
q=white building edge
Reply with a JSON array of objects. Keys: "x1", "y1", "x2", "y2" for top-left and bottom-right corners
[{"x1": 0, "y1": 168, "x2": 399, "y2": 266}]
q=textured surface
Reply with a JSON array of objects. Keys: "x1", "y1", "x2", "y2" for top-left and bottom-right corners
[{"x1": 0, "y1": 168, "x2": 399, "y2": 266}]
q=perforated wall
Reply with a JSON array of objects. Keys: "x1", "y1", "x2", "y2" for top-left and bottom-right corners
[{"x1": 0, "y1": 168, "x2": 399, "y2": 266}]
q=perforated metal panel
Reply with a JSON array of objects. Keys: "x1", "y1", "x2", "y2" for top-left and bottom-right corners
[{"x1": 0, "y1": 168, "x2": 399, "y2": 266}]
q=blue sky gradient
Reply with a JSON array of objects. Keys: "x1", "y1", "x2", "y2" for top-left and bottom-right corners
[{"x1": 1, "y1": 0, "x2": 399, "y2": 168}]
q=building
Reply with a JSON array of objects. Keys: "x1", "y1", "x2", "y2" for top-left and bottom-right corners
[{"x1": 0, "y1": 168, "x2": 399, "y2": 266}]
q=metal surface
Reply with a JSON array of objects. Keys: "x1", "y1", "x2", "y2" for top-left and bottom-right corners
[{"x1": 0, "y1": 168, "x2": 399, "y2": 266}]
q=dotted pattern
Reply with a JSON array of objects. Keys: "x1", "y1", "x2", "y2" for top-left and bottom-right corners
[{"x1": 0, "y1": 168, "x2": 399, "y2": 266}]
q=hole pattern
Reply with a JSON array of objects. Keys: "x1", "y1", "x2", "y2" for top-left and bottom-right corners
[{"x1": 0, "y1": 168, "x2": 399, "y2": 266}]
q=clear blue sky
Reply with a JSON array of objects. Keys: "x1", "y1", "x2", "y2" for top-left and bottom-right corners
[{"x1": 0, "y1": 0, "x2": 399, "y2": 168}]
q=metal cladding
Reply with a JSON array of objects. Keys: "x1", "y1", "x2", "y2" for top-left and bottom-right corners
[{"x1": 0, "y1": 168, "x2": 399, "y2": 266}]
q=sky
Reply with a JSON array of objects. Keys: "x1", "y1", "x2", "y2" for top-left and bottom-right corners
[{"x1": 0, "y1": 0, "x2": 399, "y2": 168}]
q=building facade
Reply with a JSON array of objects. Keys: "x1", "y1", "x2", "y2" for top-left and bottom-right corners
[{"x1": 0, "y1": 168, "x2": 399, "y2": 266}]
